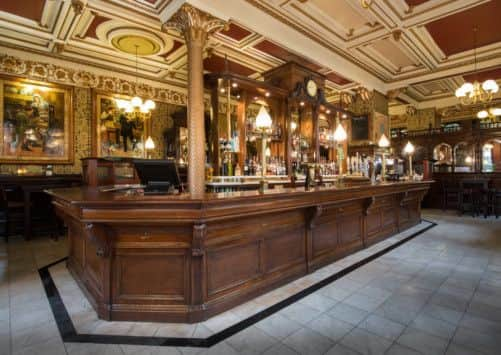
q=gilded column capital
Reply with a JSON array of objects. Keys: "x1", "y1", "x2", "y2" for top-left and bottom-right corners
[{"x1": 162, "y1": 4, "x2": 226, "y2": 44}]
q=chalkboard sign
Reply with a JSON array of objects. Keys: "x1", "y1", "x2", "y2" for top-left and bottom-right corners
[{"x1": 351, "y1": 115, "x2": 369, "y2": 141}]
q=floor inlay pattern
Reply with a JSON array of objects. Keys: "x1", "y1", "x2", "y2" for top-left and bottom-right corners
[{"x1": 38, "y1": 221, "x2": 436, "y2": 348}]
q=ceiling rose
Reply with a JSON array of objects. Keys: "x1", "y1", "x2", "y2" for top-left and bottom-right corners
[
  {"x1": 96, "y1": 20, "x2": 174, "y2": 56},
  {"x1": 111, "y1": 34, "x2": 160, "y2": 56}
]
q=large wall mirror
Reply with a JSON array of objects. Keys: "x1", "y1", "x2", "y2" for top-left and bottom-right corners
[
  {"x1": 482, "y1": 139, "x2": 501, "y2": 172},
  {"x1": 454, "y1": 142, "x2": 474, "y2": 172}
]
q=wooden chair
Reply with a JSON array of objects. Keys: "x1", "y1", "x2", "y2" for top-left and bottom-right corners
[
  {"x1": 459, "y1": 180, "x2": 488, "y2": 217},
  {"x1": 486, "y1": 180, "x2": 501, "y2": 218},
  {"x1": 0, "y1": 185, "x2": 28, "y2": 240},
  {"x1": 0, "y1": 187, "x2": 7, "y2": 242},
  {"x1": 441, "y1": 179, "x2": 460, "y2": 211}
]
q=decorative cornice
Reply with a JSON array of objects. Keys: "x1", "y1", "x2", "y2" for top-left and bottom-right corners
[{"x1": 0, "y1": 54, "x2": 187, "y2": 106}]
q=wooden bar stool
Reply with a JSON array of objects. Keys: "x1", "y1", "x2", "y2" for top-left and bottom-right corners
[{"x1": 441, "y1": 179, "x2": 460, "y2": 211}]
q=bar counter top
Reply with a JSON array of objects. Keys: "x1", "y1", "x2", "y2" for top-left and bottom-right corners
[
  {"x1": 47, "y1": 180, "x2": 430, "y2": 204},
  {"x1": 48, "y1": 180, "x2": 432, "y2": 323}
]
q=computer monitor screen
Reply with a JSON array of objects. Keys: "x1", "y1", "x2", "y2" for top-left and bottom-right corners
[{"x1": 133, "y1": 159, "x2": 181, "y2": 192}]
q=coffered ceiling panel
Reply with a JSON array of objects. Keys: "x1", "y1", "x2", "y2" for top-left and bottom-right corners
[
  {"x1": 219, "y1": 23, "x2": 253, "y2": 42},
  {"x1": 371, "y1": 38, "x2": 417, "y2": 69},
  {"x1": 0, "y1": 0, "x2": 45, "y2": 22},
  {"x1": 203, "y1": 54, "x2": 256, "y2": 76},
  {"x1": 405, "y1": 0, "x2": 431, "y2": 6},
  {"x1": 425, "y1": 0, "x2": 501, "y2": 56},
  {"x1": 463, "y1": 67, "x2": 501, "y2": 82},
  {"x1": 309, "y1": 0, "x2": 374, "y2": 32}
]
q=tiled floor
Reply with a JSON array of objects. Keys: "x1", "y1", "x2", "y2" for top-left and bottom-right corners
[{"x1": 1, "y1": 210, "x2": 501, "y2": 354}]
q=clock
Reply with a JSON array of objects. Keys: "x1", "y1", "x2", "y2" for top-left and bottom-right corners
[{"x1": 306, "y1": 79, "x2": 318, "y2": 98}]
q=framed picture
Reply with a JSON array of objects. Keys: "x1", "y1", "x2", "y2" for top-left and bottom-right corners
[
  {"x1": 93, "y1": 92, "x2": 151, "y2": 158},
  {"x1": 351, "y1": 114, "x2": 369, "y2": 142},
  {"x1": 0, "y1": 78, "x2": 73, "y2": 163}
]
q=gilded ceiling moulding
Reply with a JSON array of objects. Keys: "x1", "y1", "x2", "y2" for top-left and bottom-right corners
[{"x1": 0, "y1": 54, "x2": 187, "y2": 107}]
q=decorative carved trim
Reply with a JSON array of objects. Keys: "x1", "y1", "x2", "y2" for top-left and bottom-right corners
[
  {"x1": 192, "y1": 224, "x2": 207, "y2": 256},
  {"x1": 0, "y1": 54, "x2": 187, "y2": 106},
  {"x1": 71, "y1": 0, "x2": 85, "y2": 15},
  {"x1": 84, "y1": 223, "x2": 111, "y2": 258},
  {"x1": 162, "y1": 4, "x2": 226, "y2": 44}
]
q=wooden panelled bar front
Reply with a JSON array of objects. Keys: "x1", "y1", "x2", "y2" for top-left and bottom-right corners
[{"x1": 47, "y1": 181, "x2": 430, "y2": 323}]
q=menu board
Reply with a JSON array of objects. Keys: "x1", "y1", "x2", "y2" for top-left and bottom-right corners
[{"x1": 351, "y1": 115, "x2": 369, "y2": 141}]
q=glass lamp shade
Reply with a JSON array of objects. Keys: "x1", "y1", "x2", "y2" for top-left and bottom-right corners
[
  {"x1": 290, "y1": 121, "x2": 297, "y2": 131},
  {"x1": 378, "y1": 133, "x2": 390, "y2": 148},
  {"x1": 489, "y1": 107, "x2": 501, "y2": 116},
  {"x1": 404, "y1": 141, "x2": 415, "y2": 154},
  {"x1": 484, "y1": 143, "x2": 494, "y2": 150},
  {"x1": 482, "y1": 79, "x2": 499, "y2": 93},
  {"x1": 461, "y1": 82, "x2": 474, "y2": 94},
  {"x1": 144, "y1": 99, "x2": 156, "y2": 110},
  {"x1": 455, "y1": 87, "x2": 466, "y2": 98},
  {"x1": 265, "y1": 147, "x2": 271, "y2": 157},
  {"x1": 125, "y1": 102, "x2": 133, "y2": 113},
  {"x1": 255, "y1": 106, "x2": 272, "y2": 130},
  {"x1": 115, "y1": 99, "x2": 126, "y2": 109},
  {"x1": 131, "y1": 96, "x2": 143, "y2": 107},
  {"x1": 477, "y1": 110, "x2": 489, "y2": 119},
  {"x1": 333, "y1": 123, "x2": 347, "y2": 142},
  {"x1": 140, "y1": 104, "x2": 149, "y2": 113},
  {"x1": 144, "y1": 136, "x2": 155, "y2": 150},
  {"x1": 465, "y1": 156, "x2": 473, "y2": 164}
]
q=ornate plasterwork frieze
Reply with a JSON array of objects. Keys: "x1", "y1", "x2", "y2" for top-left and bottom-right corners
[{"x1": 0, "y1": 54, "x2": 187, "y2": 106}]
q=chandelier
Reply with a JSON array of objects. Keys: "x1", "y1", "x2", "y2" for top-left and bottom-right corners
[
  {"x1": 477, "y1": 107, "x2": 501, "y2": 120},
  {"x1": 115, "y1": 44, "x2": 156, "y2": 119},
  {"x1": 455, "y1": 27, "x2": 499, "y2": 105}
]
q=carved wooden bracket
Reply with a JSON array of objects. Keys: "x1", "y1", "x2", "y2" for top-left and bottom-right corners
[
  {"x1": 307, "y1": 205, "x2": 323, "y2": 229},
  {"x1": 84, "y1": 223, "x2": 111, "y2": 258},
  {"x1": 363, "y1": 196, "x2": 376, "y2": 216},
  {"x1": 192, "y1": 224, "x2": 207, "y2": 256}
]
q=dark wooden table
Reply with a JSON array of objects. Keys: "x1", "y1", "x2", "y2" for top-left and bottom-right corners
[{"x1": 0, "y1": 174, "x2": 81, "y2": 239}]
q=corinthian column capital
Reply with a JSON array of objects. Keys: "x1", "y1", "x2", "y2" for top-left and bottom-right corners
[{"x1": 162, "y1": 4, "x2": 226, "y2": 44}]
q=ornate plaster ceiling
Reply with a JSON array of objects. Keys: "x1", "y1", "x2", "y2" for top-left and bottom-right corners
[{"x1": 0, "y1": 0, "x2": 500, "y2": 108}]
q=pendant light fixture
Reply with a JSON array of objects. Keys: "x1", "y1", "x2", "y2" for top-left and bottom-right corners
[
  {"x1": 115, "y1": 44, "x2": 156, "y2": 119},
  {"x1": 455, "y1": 27, "x2": 499, "y2": 105}
]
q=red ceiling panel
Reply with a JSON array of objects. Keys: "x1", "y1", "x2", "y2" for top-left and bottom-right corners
[
  {"x1": 203, "y1": 55, "x2": 256, "y2": 76},
  {"x1": 426, "y1": 1, "x2": 501, "y2": 56},
  {"x1": 164, "y1": 40, "x2": 183, "y2": 57},
  {"x1": 405, "y1": 0, "x2": 430, "y2": 6},
  {"x1": 326, "y1": 72, "x2": 352, "y2": 86},
  {"x1": 253, "y1": 39, "x2": 322, "y2": 72},
  {"x1": 84, "y1": 15, "x2": 111, "y2": 39},
  {"x1": 0, "y1": 0, "x2": 45, "y2": 22},
  {"x1": 464, "y1": 67, "x2": 501, "y2": 83},
  {"x1": 219, "y1": 23, "x2": 252, "y2": 41}
]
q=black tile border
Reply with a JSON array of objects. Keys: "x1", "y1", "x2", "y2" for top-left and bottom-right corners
[{"x1": 39, "y1": 220, "x2": 437, "y2": 347}]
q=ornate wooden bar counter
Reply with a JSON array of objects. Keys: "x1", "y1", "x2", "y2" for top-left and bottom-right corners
[{"x1": 46, "y1": 181, "x2": 431, "y2": 323}]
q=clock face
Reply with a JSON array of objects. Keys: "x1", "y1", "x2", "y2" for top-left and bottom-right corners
[{"x1": 306, "y1": 80, "x2": 318, "y2": 97}]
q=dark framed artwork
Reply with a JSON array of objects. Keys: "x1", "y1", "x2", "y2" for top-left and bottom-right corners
[
  {"x1": 93, "y1": 92, "x2": 151, "y2": 158},
  {"x1": 351, "y1": 114, "x2": 369, "y2": 142},
  {"x1": 0, "y1": 78, "x2": 73, "y2": 163}
]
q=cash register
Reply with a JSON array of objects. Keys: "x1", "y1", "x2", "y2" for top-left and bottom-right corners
[{"x1": 133, "y1": 159, "x2": 182, "y2": 195}]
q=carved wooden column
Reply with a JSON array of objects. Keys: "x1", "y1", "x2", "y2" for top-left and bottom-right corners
[{"x1": 164, "y1": 5, "x2": 225, "y2": 196}]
